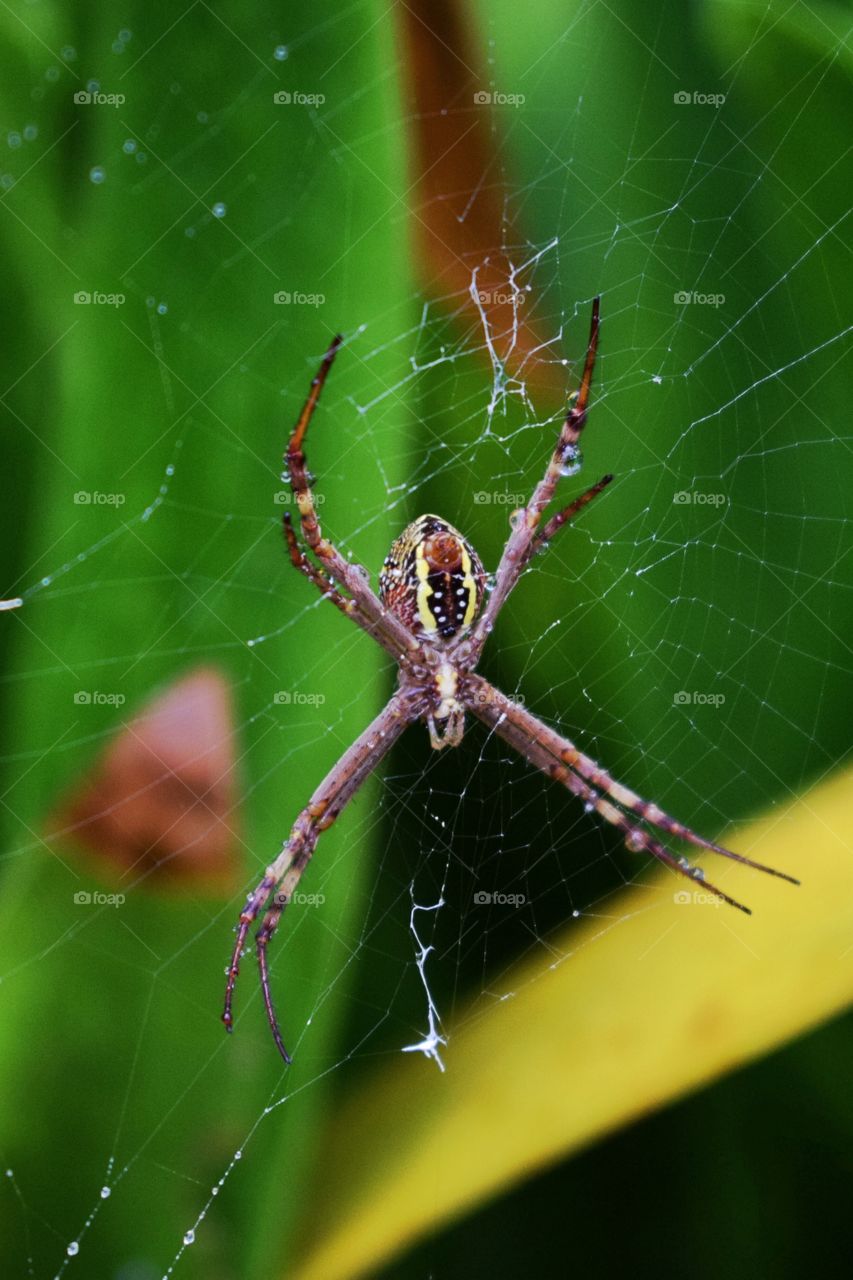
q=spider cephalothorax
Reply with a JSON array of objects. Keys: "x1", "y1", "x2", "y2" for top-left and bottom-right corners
[{"x1": 223, "y1": 302, "x2": 799, "y2": 1064}]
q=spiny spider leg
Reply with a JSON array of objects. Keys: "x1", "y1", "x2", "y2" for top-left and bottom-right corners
[
  {"x1": 222, "y1": 693, "x2": 413, "y2": 1062},
  {"x1": 527, "y1": 472, "x2": 613, "y2": 562},
  {"x1": 466, "y1": 676, "x2": 798, "y2": 908},
  {"x1": 468, "y1": 298, "x2": 601, "y2": 662},
  {"x1": 283, "y1": 513, "x2": 404, "y2": 660},
  {"x1": 284, "y1": 335, "x2": 420, "y2": 658}
]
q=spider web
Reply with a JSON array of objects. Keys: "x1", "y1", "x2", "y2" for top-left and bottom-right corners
[{"x1": 0, "y1": 2, "x2": 850, "y2": 1277}]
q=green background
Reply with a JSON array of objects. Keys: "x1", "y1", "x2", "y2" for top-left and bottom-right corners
[{"x1": 0, "y1": 2, "x2": 849, "y2": 1277}]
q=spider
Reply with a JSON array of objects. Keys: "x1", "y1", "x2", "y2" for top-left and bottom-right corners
[{"x1": 222, "y1": 299, "x2": 798, "y2": 1063}]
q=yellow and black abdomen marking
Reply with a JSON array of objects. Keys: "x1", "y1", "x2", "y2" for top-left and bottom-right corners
[{"x1": 379, "y1": 514, "x2": 486, "y2": 640}]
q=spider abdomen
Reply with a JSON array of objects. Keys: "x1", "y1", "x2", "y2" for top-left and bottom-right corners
[{"x1": 379, "y1": 514, "x2": 486, "y2": 640}]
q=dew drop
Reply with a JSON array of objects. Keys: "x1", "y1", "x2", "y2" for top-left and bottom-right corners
[
  {"x1": 67, "y1": 1241, "x2": 80, "y2": 1257},
  {"x1": 23, "y1": 124, "x2": 38, "y2": 142},
  {"x1": 274, "y1": 45, "x2": 289, "y2": 61},
  {"x1": 118, "y1": 28, "x2": 132, "y2": 42},
  {"x1": 183, "y1": 1229, "x2": 195, "y2": 1246},
  {"x1": 62, "y1": 46, "x2": 77, "y2": 61},
  {"x1": 157, "y1": 302, "x2": 168, "y2": 315},
  {"x1": 89, "y1": 165, "x2": 106, "y2": 184},
  {"x1": 100, "y1": 1185, "x2": 111, "y2": 1199},
  {"x1": 122, "y1": 139, "x2": 137, "y2": 154},
  {"x1": 212, "y1": 201, "x2": 227, "y2": 218},
  {"x1": 7, "y1": 132, "x2": 22, "y2": 149},
  {"x1": 45, "y1": 66, "x2": 60, "y2": 82},
  {"x1": 197, "y1": 111, "x2": 208, "y2": 124}
]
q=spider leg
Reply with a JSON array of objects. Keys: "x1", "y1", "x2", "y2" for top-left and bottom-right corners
[
  {"x1": 527, "y1": 473, "x2": 613, "y2": 563},
  {"x1": 468, "y1": 298, "x2": 601, "y2": 660},
  {"x1": 222, "y1": 691, "x2": 414, "y2": 1062},
  {"x1": 283, "y1": 338, "x2": 420, "y2": 658},
  {"x1": 465, "y1": 675, "x2": 799, "y2": 909},
  {"x1": 283, "y1": 512, "x2": 404, "y2": 660}
]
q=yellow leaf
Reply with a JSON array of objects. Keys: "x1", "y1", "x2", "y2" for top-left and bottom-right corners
[{"x1": 292, "y1": 767, "x2": 853, "y2": 1280}]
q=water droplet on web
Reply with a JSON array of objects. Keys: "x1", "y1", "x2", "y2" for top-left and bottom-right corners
[
  {"x1": 212, "y1": 201, "x2": 227, "y2": 218},
  {"x1": 67, "y1": 1241, "x2": 80, "y2": 1257},
  {"x1": 89, "y1": 165, "x2": 106, "y2": 184},
  {"x1": 118, "y1": 28, "x2": 132, "y2": 42},
  {"x1": 135, "y1": 151, "x2": 147, "y2": 164},
  {"x1": 62, "y1": 46, "x2": 77, "y2": 61},
  {"x1": 7, "y1": 132, "x2": 22, "y2": 149},
  {"x1": 234, "y1": 1149, "x2": 242, "y2": 1160},
  {"x1": 183, "y1": 1229, "x2": 195, "y2": 1246},
  {"x1": 123, "y1": 139, "x2": 137, "y2": 154},
  {"x1": 100, "y1": 1185, "x2": 111, "y2": 1198},
  {"x1": 274, "y1": 45, "x2": 289, "y2": 61},
  {"x1": 652, "y1": 374, "x2": 662, "y2": 384},
  {"x1": 157, "y1": 302, "x2": 168, "y2": 315},
  {"x1": 23, "y1": 124, "x2": 37, "y2": 142}
]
